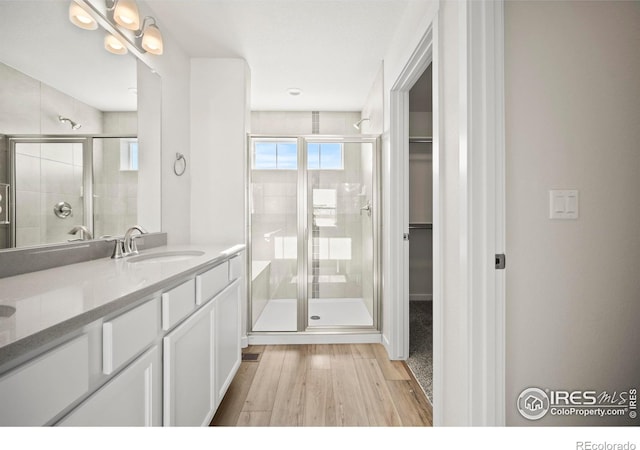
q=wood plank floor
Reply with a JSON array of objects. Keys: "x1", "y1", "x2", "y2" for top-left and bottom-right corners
[{"x1": 211, "y1": 344, "x2": 433, "y2": 427}]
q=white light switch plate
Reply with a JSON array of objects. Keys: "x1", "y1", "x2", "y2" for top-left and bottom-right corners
[{"x1": 549, "y1": 189, "x2": 579, "y2": 219}]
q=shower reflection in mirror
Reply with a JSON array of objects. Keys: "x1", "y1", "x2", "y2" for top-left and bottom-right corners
[{"x1": 3, "y1": 134, "x2": 138, "y2": 249}]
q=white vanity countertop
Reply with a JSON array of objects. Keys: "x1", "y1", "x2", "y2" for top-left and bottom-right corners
[{"x1": 0, "y1": 243, "x2": 245, "y2": 368}]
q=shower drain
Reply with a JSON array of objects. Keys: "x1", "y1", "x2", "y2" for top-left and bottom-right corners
[{"x1": 310, "y1": 315, "x2": 321, "y2": 320}]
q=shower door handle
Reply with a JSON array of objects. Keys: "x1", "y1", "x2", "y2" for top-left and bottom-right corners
[{"x1": 360, "y1": 201, "x2": 372, "y2": 217}]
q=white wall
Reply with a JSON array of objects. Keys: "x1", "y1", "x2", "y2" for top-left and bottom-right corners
[
  {"x1": 505, "y1": 0, "x2": 640, "y2": 426},
  {"x1": 190, "y1": 58, "x2": 250, "y2": 245},
  {"x1": 360, "y1": 64, "x2": 384, "y2": 135}
]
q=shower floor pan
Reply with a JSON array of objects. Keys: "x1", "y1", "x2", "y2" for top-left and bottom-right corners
[{"x1": 252, "y1": 297, "x2": 373, "y2": 332}]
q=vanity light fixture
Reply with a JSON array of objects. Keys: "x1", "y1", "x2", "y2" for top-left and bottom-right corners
[
  {"x1": 104, "y1": 33, "x2": 128, "y2": 55},
  {"x1": 69, "y1": 2, "x2": 98, "y2": 30},
  {"x1": 136, "y1": 17, "x2": 164, "y2": 55},
  {"x1": 67, "y1": 0, "x2": 163, "y2": 57},
  {"x1": 106, "y1": 0, "x2": 140, "y2": 31}
]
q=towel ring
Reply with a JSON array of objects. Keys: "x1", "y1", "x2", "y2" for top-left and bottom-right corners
[{"x1": 174, "y1": 153, "x2": 187, "y2": 176}]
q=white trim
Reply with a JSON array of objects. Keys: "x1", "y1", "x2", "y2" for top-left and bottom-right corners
[
  {"x1": 463, "y1": 0, "x2": 506, "y2": 426},
  {"x1": 387, "y1": 0, "x2": 505, "y2": 426},
  {"x1": 387, "y1": 22, "x2": 435, "y2": 362},
  {"x1": 248, "y1": 333, "x2": 382, "y2": 346}
]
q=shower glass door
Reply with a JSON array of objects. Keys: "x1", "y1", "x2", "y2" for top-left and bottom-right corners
[
  {"x1": 249, "y1": 136, "x2": 379, "y2": 333},
  {"x1": 305, "y1": 139, "x2": 376, "y2": 328},
  {"x1": 249, "y1": 138, "x2": 299, "y2": 331}
]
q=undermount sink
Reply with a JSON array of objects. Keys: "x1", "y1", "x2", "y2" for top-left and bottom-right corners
[{"x1": 126, "y1": 250, "x2": 205, "y2": 264}]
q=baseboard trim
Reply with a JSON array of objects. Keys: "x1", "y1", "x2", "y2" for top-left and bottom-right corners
[
  {"x1": 241, "y1": 335, "x2": 248, "y2": 348},
  {"x1": 248, "y1": 332, "x2": 382, "y2": 345}
]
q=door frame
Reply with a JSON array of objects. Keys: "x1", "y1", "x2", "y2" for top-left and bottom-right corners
[{"x1": 386, "y1": 1, "x2": 506, "y2": 425}]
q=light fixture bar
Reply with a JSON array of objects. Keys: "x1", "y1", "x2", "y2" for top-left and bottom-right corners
[{"x1": 70, "y1": 0, "x2": 162, "y2": 61}]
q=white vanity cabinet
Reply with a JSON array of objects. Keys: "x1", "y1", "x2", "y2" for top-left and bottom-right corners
[
  {"x1": 0, "y1": 247, "x2": 246, "y2": 427},
  {"x1": 163, "y1": 269, "x2": 242, "y2": 426},
  {"x1": 57, "y1": 345, "x2": 162, "y2": 426},
  {"x1": 213, "y1": 280, "x2": 242, "y2": 406},
  {"x1": 163, "y1": 294, "x2": 216, "y2": 426}
]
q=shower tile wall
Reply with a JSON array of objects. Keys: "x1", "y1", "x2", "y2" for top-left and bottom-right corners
[
  {"x1": 0, "y1": 62, "x2": 103, "y2": 136},
  {"x1": 93, "y1": 112, "x2": 138, "y2": 239},
  {"x1": 251, "y1": 111, "x2": 362, "y2": 135},
  {"x1": 14, "y1": 142, "x2": 85, "y2": 247},
  {"x1": 251, "y1": 170, "x2": 298, "y2": 298},
  {"x1": 307, "y1": 144, "x2": 366, "y2": 301}
]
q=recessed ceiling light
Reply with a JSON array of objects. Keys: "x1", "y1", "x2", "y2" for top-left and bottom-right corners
[{"x1": 287, "y1": 88, "x2": 302, "y2": 96}]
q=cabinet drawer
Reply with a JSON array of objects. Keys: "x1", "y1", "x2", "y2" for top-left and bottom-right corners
[
  {"x1": 0, "y1": 335, "x2": 89, "y2": 426},
  {"x1": 195, "y1": 262, "x2": 229, "y2": 305},
  {"x1": 103, "y1": 298, "x2": 160, "y2": 375},
  {"x1": 162, "y1": 279, "x2": 196, "y2": 331}
]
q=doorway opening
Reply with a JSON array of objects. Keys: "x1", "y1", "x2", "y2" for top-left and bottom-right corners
[{"x1": 406, "y1": 65, "x2": 433, "y2": 401}]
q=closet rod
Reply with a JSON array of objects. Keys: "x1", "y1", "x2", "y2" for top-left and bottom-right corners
[
  {"x1": 409, "y1": 223, "x2": 432, "y2": 230},
  {"x1": 409, "y1": 136, "x2": 433, "y2": 143}
]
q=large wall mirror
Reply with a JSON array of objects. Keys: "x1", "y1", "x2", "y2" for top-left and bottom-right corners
[{"x1": 0, "y1": 0, "x2": 161, "y2": 250}]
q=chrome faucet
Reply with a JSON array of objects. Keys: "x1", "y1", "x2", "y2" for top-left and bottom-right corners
[
  {"x1": 123, "y1": 225, "x2": 148, "y2": 256},
  {"x1": 68, "y1": 225, "x2": 93, "y2": 241}
]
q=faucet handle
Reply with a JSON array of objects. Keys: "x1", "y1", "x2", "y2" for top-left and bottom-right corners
[
  {"x1": 129, "y1": 235, "x2": 144, "y2": 255},
  {"x1": 107, "y1": 238, "x2": 125, "y2": 259}
]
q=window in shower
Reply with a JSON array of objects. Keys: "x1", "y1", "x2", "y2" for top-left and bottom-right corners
[
  {"x1": 307, "y1": 143, "x2": 344, "y2": 170},
  {"x1": 253, "y1": 141, "x2": 297, "y2": 170},
  {"x1": 119, "y1": 138, "x2": 139, "y2": 171}
]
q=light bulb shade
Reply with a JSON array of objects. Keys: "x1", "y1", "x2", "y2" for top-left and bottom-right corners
[
  {"x1": 104, "y1": 34, "x2": 128, "y2": 55},
  {"x1": 113, "y1": 0, "x2": 140, "y2": 30},
  {"x1": 141, "y1": 23, "x2": 163, "y2": 55},
  {"x1": 69, "y1": 2, "x2": 98, "y2": 30}
]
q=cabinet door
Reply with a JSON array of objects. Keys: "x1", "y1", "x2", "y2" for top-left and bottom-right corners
[
  {"x1": 163, "y1": 299, "x2": 215, "y2": 426},
  {"x1": 57, "y1": 345, "x2": 161, "y2": 426},
  {"x1": 214, "y1": 280, "x2": 241, "y2": 408}
]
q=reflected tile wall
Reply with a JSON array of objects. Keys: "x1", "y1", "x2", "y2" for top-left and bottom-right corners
[{"x1": 14, "y1": 143, "x2": 83, "y2": 247}]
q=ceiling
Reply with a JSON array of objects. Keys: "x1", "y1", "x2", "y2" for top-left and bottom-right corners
[
  {"x1": 146, "y1": 0, "x2": 412, "y2": 111},
  {"x1": 0, "y1": 1, "x2": 137, "y2": 112}
]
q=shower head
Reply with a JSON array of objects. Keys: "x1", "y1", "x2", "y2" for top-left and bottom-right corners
[
  {"x1": 353, "y1": 117, "x2": 370, "y2": 130},
  {"x1": 58, "y1": 116, "x2": 82, "y2": 130}
]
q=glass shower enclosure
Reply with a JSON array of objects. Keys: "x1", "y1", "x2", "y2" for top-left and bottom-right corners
[{"x1": 248, "y1": 136, "x2": 379, "y2": 333}]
